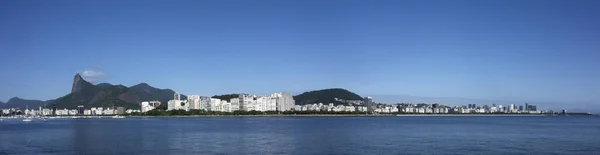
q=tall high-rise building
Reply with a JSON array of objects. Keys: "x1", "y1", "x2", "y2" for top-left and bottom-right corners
[
  {"x1": 77, "y1": 105, "x2": 84, "y2": 115},
  {"x1": 52, "y1": 104, "x2": 56, "y2": 115},
  {"x1": 174, "y1": 92, "x2": 181, "y2": 100},
  {"x1": 230, "y1": 98, "x2": 240, "y2": 111},
  {"x1": 364, "y1": 96, "x2": 373, "y2": 114},
  {"x1": 274, "y1": 92, "x2": 295, "y2": 112},
  {"x1": 518, "y1": 106, "x2": 524, "y2": 111},
  {"x1": 209, "y1": 98, "x2": 222, "y2": 112},
  {"x1": 238, "y1": 94, "x2": 256, "y2": 111},
  {"x1": 187, "y1": 95, "x2": 201, "y2": 110}
]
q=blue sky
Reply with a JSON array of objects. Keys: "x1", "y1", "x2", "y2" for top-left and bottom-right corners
[{"x1": 1, "y1": 0, "x2": 599, "y2": 109}]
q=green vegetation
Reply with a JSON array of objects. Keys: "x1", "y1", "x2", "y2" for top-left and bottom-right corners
[
  {"x1": 293, "y1": 88, "x2": 363, "y2": 105},
  {"x1": 211, "y1": 94, "x2": 240, "y2": 101}
]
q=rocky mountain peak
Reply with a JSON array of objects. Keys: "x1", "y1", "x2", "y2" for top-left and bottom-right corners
[{"x1": 71, "y1": 73, "x2": 96, "y2": 93}]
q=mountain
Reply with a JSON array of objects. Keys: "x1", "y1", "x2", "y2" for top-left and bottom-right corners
[
  {"x1": 72, "y1": 74, "x2": 98, "y2": 94},
  {"x1": 293, "y1": 88, "x2": 363, "y2": 105},
  {"x1": 96, "y1": 83, "x2": 114, "y2": 90},
  {"x1": 49, "y1": 74, "x2": 183, "y2": 109},
  {"x1": 0, "y1": 97, "x2": 47, "y2": 109},
  {"x1": 211, "y1": 94, "x2": 240, "y2": 101},
  {"x1": 123, "y1": 83, "x2": 185, "y2": 103}
]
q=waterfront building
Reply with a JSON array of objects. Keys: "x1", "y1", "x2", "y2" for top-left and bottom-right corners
[
  {"x1": 141, "y1": 101, "x2": 161, "y2": 113},
  {"x1": 509, "y1": 104, "x2": 515, "y2": 112},
  {"x1": 168, "y1": 92, "x2": 189, "y2": 111},
  {"x1": 103, "y1": 108, "x2": 114, "y2": 115},
  {"x1": 168, "y1": 99, "x2": 188, "y2": 111},
  {"x1": 187, "y1": 95, "x2": 201, "y2": 110},
  {"x1": 221, "y1": 100, "x2": 232, "y2": 112},
  {"x1": 274, "y1": 92, "x2": 295, "y2": 112},
  {"x1": 364, "y1": 96, "x2": 373, "y2": 114},
  {"x1": 84, "y1": 110, "x2": 91, "y2": 115},
  {"x1": 68, "y1": 109, "x2": 78, "y2": 115},
  {"x1": 126, "y1": 109, "x2": 141, "y2": 114},
  {"x1": 530, "y1": 105, "x2": 537, "y2": 112},
  {"x1": 345, "y1": 106, "x2": 356, "y2": 112},
  {"x1": 209, "y1": 98, "x2": 222, "y2": 112},
  {"x1": 42, "y1": 108, "x2": 51, "y2": 115},
  {"x1": 77, "y1": 106, "x2": 84, "y2": 115},
  {"x1": 56, "y1": 109, "x2": 68, "y2": 115},
  {"x1": 230, "y1": 98, "x2": 240, "y2": 111},
  {"x1": 294, "y1": 105, "x2": 303, "y2": 111},
  {"x1": 199, "y1": 96, "x2": 211, "y2": 111},
  {"x1": 116, "y1": 107, "x2": 125, "y2": 115},
  {"x1": 519, "y1": 106, "x2": 524, "y2": 112},
  {"x1": 239, "y1": 94, "x2": 256, "y2": 111}
]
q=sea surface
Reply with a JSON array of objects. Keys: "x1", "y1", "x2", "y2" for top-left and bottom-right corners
[{"x1": 0, "y1": 116, "x2": 599, "y2": 155}]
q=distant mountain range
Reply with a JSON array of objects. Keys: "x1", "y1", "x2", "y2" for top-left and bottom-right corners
[
  {"x1": 0, "y1": 74, "x2": 184, "y2": 109},
  {"x1": 0, "y1": 97, "x2": 54, "y2": 110},
  {"x1": 1, "y1": 75, "x2": 366, "y2": 109}
]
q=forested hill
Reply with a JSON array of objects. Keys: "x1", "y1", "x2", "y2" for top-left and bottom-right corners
[{"x1": 293, "y1": 88, "x2": 363, "y2": 105}]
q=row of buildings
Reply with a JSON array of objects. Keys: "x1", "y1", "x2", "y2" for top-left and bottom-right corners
[
  {"x1": 1, "y1": 106, "x2": 138, "y2": 116},
  {"x1": 2, "y1": 94, "x2": 550, "y2": 116},
  {"x1": 166, "y1": 92, "x2": 295, "y2": 112},
  {"x1": 294, "y1": 102, "x2": 399, "y2": 113},
  {"x1": 292, "y1": 103, "x2": 545, "y2": 114}
]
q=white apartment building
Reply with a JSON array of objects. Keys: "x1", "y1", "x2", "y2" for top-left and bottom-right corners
[
  {"x1": 187, "y1": 95, "x2": 201, "y2": 110},
  {"x1": 230, "y1": 98, "x2": 240, "y2": 111},
  {"x1": 199, "y1": 96, "x2": 211, "y2": 111},
  {"x1": 294, "y1": 105, "x2": 303, "y2": 111},
  {"x1": 221, "y1": 100, "x2": 231, "y2": 112},
  {"x1": 103, "y1": 108, "x2": 114, "y2": 115},
  {"x1": 239, "y1": 94, "x2": 257, "y2": 111},
  {"x1": 209, "y1": 98, "x2": 222, "y2": 112},
  {"x1": 84, "y1": 110, "x2": 91, "y2": 115},
  {"x1": 141, "y1": 101, "x2": 161, "y2": 113},
  {"x1": 168, "y1": 93, "x2": 189, "y2": 111},
  {"x1": 256, "y1": 96, "x2": 277, "y2": 111},
  {"x1": 273, "y1": 92, "x2": 295, "y2": 111},
  {"x1": 168, "y1": 100, "x2": 188, "y2": 111}
]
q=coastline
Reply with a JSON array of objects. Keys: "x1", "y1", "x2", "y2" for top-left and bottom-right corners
[
  {"x1": 127, "y1": 114, "x2": 551, "y2": 118},
  {"x1": 7, "y1": 114, "x2": 594, "y2": 119}
]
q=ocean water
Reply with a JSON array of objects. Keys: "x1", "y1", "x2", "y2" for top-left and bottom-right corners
[{"x1": 0, "y1": 116, "x2": 599, "y2": 155}]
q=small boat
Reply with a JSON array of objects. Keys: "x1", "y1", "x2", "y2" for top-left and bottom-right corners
[
  {"x1": 23, "y1": 118, "x2": 33, "y2": 122},
  {"x1": 112, "y1": 115, "x2": 125, "y2": 119}
]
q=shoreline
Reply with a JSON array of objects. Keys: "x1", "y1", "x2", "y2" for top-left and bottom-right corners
[
  {"x1": 4, "y1": 114, "x2": 595, "y2": 119},
  {"x1": 127, "y1": 114, "x2": 553, "y2": 118}
]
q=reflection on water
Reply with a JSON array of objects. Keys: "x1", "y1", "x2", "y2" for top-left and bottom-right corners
[{"x1": 1, "y1": 116, "x2": 599, "y2": 155}]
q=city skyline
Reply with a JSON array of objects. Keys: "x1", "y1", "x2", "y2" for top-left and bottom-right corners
[{"x1": 1, "y1": 0, "x2": 599, "y2": 112}]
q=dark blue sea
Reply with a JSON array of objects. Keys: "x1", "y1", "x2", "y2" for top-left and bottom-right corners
[{"x1": 1, "y1": 116, "x2": 599, "y2": 155}]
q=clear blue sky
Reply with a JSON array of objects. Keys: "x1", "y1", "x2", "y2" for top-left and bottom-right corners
[{"x1": 1, "y1": 0, "x2": 599, "y2": 107}]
